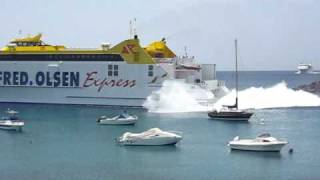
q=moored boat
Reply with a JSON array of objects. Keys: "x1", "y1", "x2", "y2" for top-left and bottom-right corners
[
  {"x1": 97, "y1": 112, "x2": 138, "y2": 125},
  {"x1": 0, "y1": 109, "x2": 24, "y2": 131},
  {"x1": 117, "y1": 128, "x2": 182, "y2": 145},
  {"x1": 208, "y1": 39, "x2": 253, "y2": 121},
  {"x1": 208, "y1": 108, "x2": 253, "y2": 121},
  {"x1": 228, "y1": 133, "x2": 288, "y2": 152}
]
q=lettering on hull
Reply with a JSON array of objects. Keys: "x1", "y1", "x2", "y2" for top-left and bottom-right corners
[
  {"x1": 83, "y1": 71, "x2": 136, "y2": 91},
  {"x1": 0, "y1": 71, "x2": 136, "y2": 91}
]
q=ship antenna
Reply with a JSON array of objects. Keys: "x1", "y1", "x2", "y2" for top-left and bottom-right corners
[
  {"x1": 133, "y1": 18, "x2": 137, "y2": 36},
  {"x1": 235, "y1": 39, "x2": 238, "y2": 109},
  {"x1": 129, "y1": 20, "x2": 133, "y2": 39},
  {"x1": 184, "y1": 46, "x2": 188, "y2": 57}
]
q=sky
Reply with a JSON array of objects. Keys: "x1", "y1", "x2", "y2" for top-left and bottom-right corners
[{"x1": 0, "y1": 0, "x2": 319, "y2": 70}]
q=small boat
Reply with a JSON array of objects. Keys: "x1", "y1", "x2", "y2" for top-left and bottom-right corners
[
  {"x1": 208, "y1": 108, "x2": 253, "y2": 121},
  {"x1": 117, "y1": 128, "x2": 182, "y2": 146},
  {"x1": 97, "y1": 112, "x2": 138, "y2": 125},
  {"x1": 208, "y1": 39, "x2": 253, "y2": 121},
  {"x1": 228, "y1": 133, "x2": 288, "y2": 152},
  {"x1": 0, "y1": 109, "x2": 24, "y2": 131}
]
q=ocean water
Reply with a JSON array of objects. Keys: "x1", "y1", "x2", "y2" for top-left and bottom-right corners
[{"x1": 0, "y1": 71, "x2": 320, "y2": 180}]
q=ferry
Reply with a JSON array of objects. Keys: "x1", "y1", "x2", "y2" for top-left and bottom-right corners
[
  {"x1": 0, "y1": 34, "x2": 224, "y2": 107},
  {"x1": 296, "y1": 63, "x2": 313, "y2": 74}
]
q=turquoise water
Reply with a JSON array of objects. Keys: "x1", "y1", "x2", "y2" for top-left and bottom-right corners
[{"x1": 0, "y1": 71, "x2": 320, "y2": 180}]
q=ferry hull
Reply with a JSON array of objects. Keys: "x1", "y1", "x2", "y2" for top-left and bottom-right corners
[{"x1": 0, "y1": 61, "x2": 160, "y2": 106}]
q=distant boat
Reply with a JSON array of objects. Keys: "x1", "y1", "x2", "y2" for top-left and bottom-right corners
[
  {"x1": 208, "y1": 39, "x2": 253, "y2": 121},
  {"x1": 296, "y1": 63, "x2": 313, "y2": 74},
  {"x1": 228, "y1": 133, "x2": 288, "y2": 152},
  {"x1": 117, "y1": 128, "x2": 182, "y2": 146},
  {"x1": 0, "y1": 109, "x2": 24, "y2": 131},
  {"x1": 97, "y1": 111, "x2": 138, "y2": 125}
]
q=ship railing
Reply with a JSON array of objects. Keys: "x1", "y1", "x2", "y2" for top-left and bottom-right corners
[
  {"x1": 176, "y1": 57, "x2": 196, "y2": 65},
  {"x1": 154, "y1": 58, "x2": 175, "y2": 64},
  {"x1": 64, "y1": 48, "x2": 102, "y2": 51}
]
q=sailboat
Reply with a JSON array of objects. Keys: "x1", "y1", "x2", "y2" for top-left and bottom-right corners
[{"x1": 208, "y1": 39, "x2": 253, "y2": 121}]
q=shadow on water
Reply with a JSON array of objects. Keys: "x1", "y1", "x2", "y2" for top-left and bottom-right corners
[
  {"x1": 0, "y1": 129, "x2": 24, "y2": 134},
  {"x1": 229, "y1": 149, "x2": 282, "y2": 159},
  {"x1": 119, "y1": 144, "x2": 182, "y2": 153},
  {"x1": 208, "y1": 119, "x2": 250, "y2": 124}
]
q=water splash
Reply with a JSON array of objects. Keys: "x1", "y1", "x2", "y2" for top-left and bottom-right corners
[
  {"x1": 143, "y1": 80, "x2": 216, "y2": 113},
  {"x1": 144, "y1": 81, "x2": 320, "y2": 113},
  {"x1": 214, "y1": 82, "x2": 320, "y2": 110}
]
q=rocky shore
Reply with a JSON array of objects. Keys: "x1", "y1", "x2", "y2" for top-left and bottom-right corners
[{"x1": 294, "y1": 81, "x2": 320, "y2": 96}]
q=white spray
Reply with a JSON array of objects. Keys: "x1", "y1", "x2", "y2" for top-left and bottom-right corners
[
  {"x1": 143, "y1": 80, "x2": 215, "y2": 113},
  {"x1": 214, "y1": 82, "x2": 320, "y2": 110},
  {"x1": 143, "y1": 81, "x2": 320, "y2": 113}
]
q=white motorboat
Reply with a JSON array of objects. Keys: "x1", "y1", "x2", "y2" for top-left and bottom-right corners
[
  {"x1": 228, "y1": 133, "x2": 288, "y2": 152},
  {"x1": 0, "y1": 109, "x2": 24, "y2": 131},
  {"x1": 97, "y1": 112, "x2": 138, "y2": 125},
  {"x1": 117, "y1": 128, "x2": 182, "y2": 145},
  {"x1": 0, "y1": 120, "x2": 24, "y2": 131}
]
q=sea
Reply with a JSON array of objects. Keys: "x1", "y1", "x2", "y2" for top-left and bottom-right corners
[{"x1": 0, "y1": 71, "x2": 319, "y2": 180}]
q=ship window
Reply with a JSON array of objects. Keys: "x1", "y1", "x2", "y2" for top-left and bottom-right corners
[
  {"x1": 148, "y1": 65, "x2": 154, "y2": 77},
  {"x1": 114, "y1": 65, "x2": 118, "y2": 70},
  {"x1": 148, "y1": 71, "x2": 153, "y2": 77},
  {"x1": 107, "y1": 64, "x2": 119, "y2": 77},
  {"x1": 114, "y1": 65, "x2": 119, "y2": 76}
]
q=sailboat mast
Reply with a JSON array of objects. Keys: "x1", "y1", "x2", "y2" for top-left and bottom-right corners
[{"x1": 235, "y1": 39, "x2": 238, "y2": 109}]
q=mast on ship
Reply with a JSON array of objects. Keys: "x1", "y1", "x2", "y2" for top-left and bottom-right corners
[{"x1": 129, "y1": 18, "x2": 137, "y2": 39}]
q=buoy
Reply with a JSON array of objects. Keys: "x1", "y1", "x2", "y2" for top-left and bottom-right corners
[{"x1": 289, "y1": 148, "x2": 293, "y2": 153}]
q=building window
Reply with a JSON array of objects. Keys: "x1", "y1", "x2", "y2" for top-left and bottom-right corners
[
  {"x1": 108, "y1": 64, "x2": 119, "y2": 77},
  {"x1": 148, "y1": 65, "x2": 154, "y2": 77}
]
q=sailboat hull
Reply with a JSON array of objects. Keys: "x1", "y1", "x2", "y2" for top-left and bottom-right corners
[{"x1": 208, "y1": 111, "x2": 253, "y2": 121}]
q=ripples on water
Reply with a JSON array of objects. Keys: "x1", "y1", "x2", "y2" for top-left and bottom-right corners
[{"x1": 0, "y1": 71, "x2": 320, "y2": 180}]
